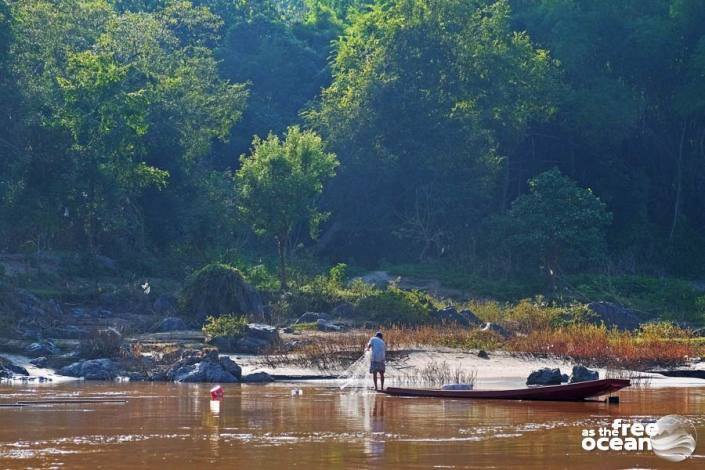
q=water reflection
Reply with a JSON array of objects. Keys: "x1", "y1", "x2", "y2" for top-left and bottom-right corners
[{"x1": 1, "y1": 383, "x2": 704, "y2": 469}]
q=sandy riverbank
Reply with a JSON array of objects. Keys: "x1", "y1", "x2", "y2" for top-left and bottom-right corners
[{"x1": 234, "y1": 348, "x2": 705, "y2": 389}]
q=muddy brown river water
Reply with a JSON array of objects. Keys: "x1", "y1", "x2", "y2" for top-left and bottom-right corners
[{"x1": 0, "y1": 382, "x2": 704, "y2": 469}]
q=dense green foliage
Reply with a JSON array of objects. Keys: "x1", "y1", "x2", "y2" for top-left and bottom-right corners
[
  {"x1": 355, "y1": 287, "x2": 434, "y2": 325},
  {"x1": 2, "y1": 0, "x2": 705, "y2": 299}
]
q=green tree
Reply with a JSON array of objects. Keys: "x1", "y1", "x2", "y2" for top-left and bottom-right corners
[
  {"x1": 308, "y1": 0, "x2": 559, "y2": 262},
  {"x1": 218, "y1": 1, "x2": 341, "y2": 159},
  {"x1": 501, "y1": 168, "x2": 612, "y2": 285},
  {"x1": 7, "y1": 0, "x2": 247, "y2": 257},
  {"x1": 235, "y1": 126, "x2": 338, "y2": 290}
]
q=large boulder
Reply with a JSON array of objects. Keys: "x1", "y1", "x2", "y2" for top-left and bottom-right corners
[
  {"x1": 209, "y1": 324, "x2": 280, "y2": 354},
  {"x1": 166, "y1": 351, "x2": 241, "y2": 383},
  {"x1": 43, "y1": 325, "x2": 90, "y2": 339},
  {"x1": 30, "y1": 357, "x2": 48, "y2": 368},
  {"x1": 171, "y1": 361, "x2": 239, "y2": 383},
  {"x1": 526, "y1": 367, "x2": 563, "y2": 385},
  {"x1": 14, "y1": 290, "x2": 62, "y2": 318},
  {"x1": 431, "y1": 307, "x2": 482, "y2": 327},
  {"x1": 219, "y1": 356, "x2": 242, "y2": 380},
  {"x1": 179, "y1": 263, "x2": 263, "y2": 321},
  {"x1": 153, "y1": 317, "x2": 189, "y2": 332},
  {"x1": 0, "y1": 357, "x2": 29, "y2": 378},
  {"x1": 586, "y1": 302, "x2": 642, "y2": 331},
  {"x1": 59, "y1": 359, "x2": 117, "y2": 380},
  {"x1": 24, "y1": 340, "x2": 59, "y2": 357},
  {"x1": 569, "y1": 365, "x2": 599, "y2": 383}
]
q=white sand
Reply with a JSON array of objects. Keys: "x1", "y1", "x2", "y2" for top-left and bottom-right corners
[{"x1": 235, "y1": 348, "x2": 705, "y2": 389}]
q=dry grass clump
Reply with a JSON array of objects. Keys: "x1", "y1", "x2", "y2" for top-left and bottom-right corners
[
  {"x1": 391, "y1": 360, "x2": 477, "y2": 388},
  {"x1": 262, "y1": 325, "x2": 500, "y2": 371},
  {"x1": 605, "y1": 368, "x2": 653, "y2": 388},
  {"x1": 508, "y1": 323, "x2": 697, "y2": 370}
]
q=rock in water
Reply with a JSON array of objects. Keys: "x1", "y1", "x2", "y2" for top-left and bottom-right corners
[
  {"x1": 218, "y1": 356, "x2": 242, "y2": 380},
  {"x1": 173, "y1": 361, "x2": 238, "y2": 383},
  {"x1": 30, "y1": 356, "x2": 48, "y2": 368},
  {"x1": 477, "y1": 350, "x2": 489, "y2": 359},
  {"x1": 166, "y1": 351, "x2": 242, "y2": 383},
  {"x1": 526, "y1": 367, "x2": 563, "y2": 385},
  {"x1": 0, "y1": 357, "x2": 29, "y2": 378},
  {"x1": 586, "y1": 301, "x2": 641, "y2": 331},
  {"x1": 242, "y1": 372, "x2": 274, "y2": 383},
  {"x1": 569, "y1": 365, "x2": 599, "y2": 383},
  {"x1": 59, "y1": 359, "x2": 117, "y2": 380}
]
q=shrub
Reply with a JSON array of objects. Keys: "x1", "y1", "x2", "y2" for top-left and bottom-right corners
[
  {"x1": 466, "y1": 298, "x2": 584, "y2": 334},
  {"x1": 356, "y1": 287, "x2": 433, "y2": 325},
  {"x1": 202, "y1": 314, "x2": 249, "y2": 338},
  {"x1": 242, "y1": 264, "x2": 279, "y2": 292},
  {"x1": 508, "y1": 323, "x2": 694, "y2": 369},
  {"x1": 179, "y1": 263, "x2": 261, "y2": 320},
  {"x1": 80, "y1": 327, "x2": 123, "y2": 358},
  {"x1": 286, "y1": 265, "x2": 372, "y2": 316}
]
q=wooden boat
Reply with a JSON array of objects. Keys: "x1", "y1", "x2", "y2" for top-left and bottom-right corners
[{"x1": 382, "y1": 378, "x2": 630, "y2": 402}]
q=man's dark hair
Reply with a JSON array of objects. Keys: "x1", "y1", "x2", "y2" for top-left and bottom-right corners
[{"x1": 375, "y1": 331, "x2": 383, "y2": 339}]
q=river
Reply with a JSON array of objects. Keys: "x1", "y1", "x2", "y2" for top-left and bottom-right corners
[{"x1": 1, "y1": 382, "x2": 704, "y2": 468}]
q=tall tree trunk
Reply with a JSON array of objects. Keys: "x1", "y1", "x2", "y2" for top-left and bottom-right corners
[
  {"x1": 669, "y1": 120, "x2": 687, "y2": 242},
  {"x1": 276, "y1": 234, "x2": 288, "y2": 291}
]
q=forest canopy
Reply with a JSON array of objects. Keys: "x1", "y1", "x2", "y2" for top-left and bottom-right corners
[{"x1": 2, "y1": 0, "x2": 705, "y2": 281}]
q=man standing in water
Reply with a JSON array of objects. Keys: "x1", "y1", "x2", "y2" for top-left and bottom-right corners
[{"x1": 367, "y1": 331, "x2": 386, "y2": 390}]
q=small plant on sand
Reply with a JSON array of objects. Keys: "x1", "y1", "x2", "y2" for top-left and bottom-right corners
[{"x1": 202, "y1": 314, "x2": 249, "y2": 339}]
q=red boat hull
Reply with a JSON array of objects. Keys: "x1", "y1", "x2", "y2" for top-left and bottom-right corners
[{"x1": 382, "y1": 378, "x2": 630, "y2": 401}]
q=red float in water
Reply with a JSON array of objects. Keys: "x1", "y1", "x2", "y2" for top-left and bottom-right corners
[{"x1": 210, "y1": 385, "x2": 224, "y2": 401}]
